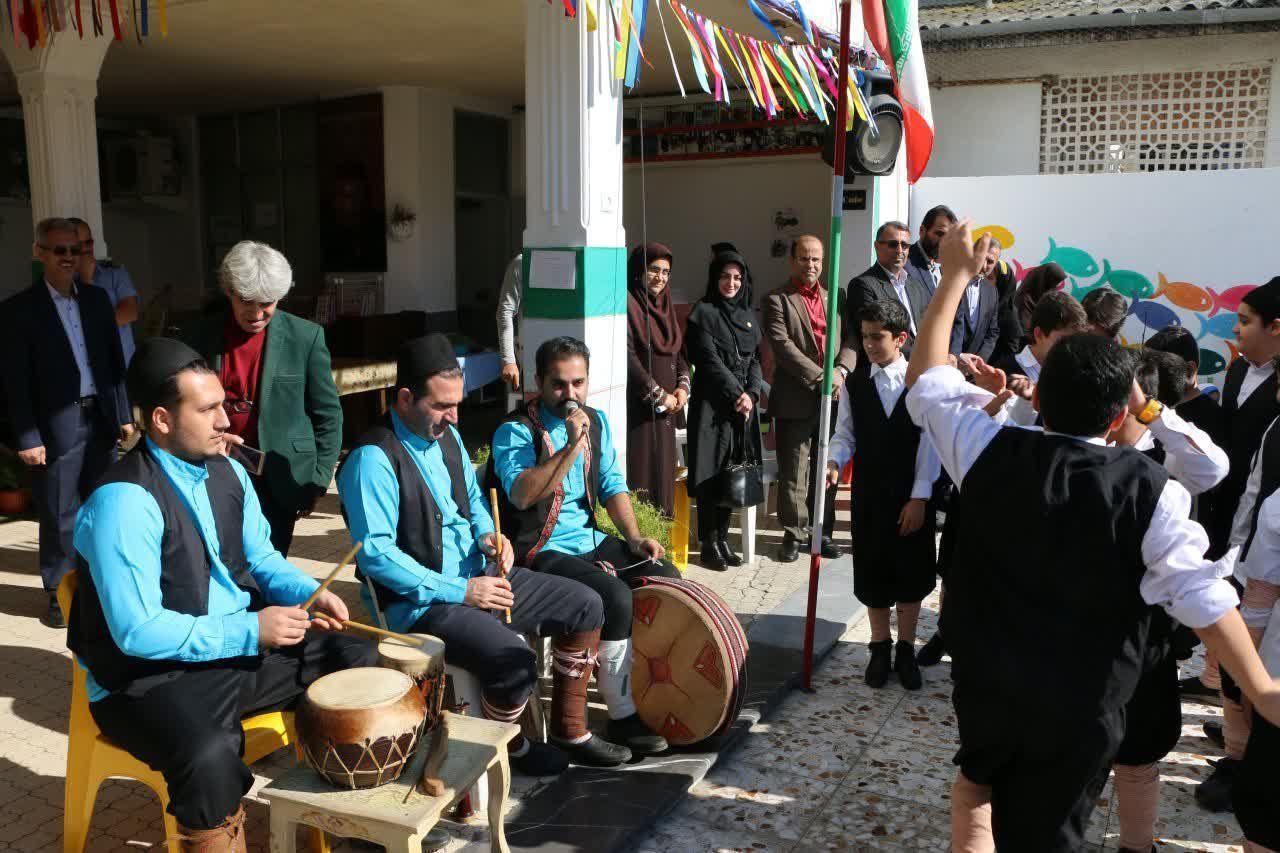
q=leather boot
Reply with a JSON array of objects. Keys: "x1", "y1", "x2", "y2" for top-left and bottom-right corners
[
  {"x1": 699, "y1": 541, "x2": 727, "y2": 570},
  {"x1": 176, "y1": 804, "x2": 247, "y2": 853},
  {"x1": 715, "y1": 539, "x2": 743, "y2": 567}
]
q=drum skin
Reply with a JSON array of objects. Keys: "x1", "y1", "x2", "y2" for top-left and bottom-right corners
[
  {"x1": 297, "y1": 667, "x2": 427, "y2": 789},
  {"x1": 630, "y1": 577, "x2": 749, "y2": 746},
  {"x1": 377, "y1": 633, "x2": 447, "y2": 734}
]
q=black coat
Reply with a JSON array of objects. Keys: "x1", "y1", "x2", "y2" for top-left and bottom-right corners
[{"x1": 684, "y1": 301, "x2": 764, "y2": 495}]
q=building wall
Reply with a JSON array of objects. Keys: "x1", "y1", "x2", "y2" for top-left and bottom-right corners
[{"x1": 923, "y1": 29, "x2": 1280, "y2": 177}]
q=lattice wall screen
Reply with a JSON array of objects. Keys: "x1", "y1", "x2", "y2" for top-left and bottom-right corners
[{"x1": 1039, "y1": 66, "x2": 1272, "y2": 173}]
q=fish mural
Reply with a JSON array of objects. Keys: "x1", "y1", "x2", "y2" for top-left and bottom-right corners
[
  {"x1": 1208, "y1": 284, "x2": 1258, "y2": 317},
  {"x1": 1128, "y1": 300, "x2": 1180, "y2": 332},
  {"x1": 1093, "y1": 260, "x2": 1156, "y2": 300},
  {"x1": 1155, "y1": 274, "x2": 1213, "y2": 313},
  {"x1": 1198, "y1": 348, "x2": 1227, "y2": 375},
  {"x1": 1040, "y1": 238, "x2": 1100, "y2": 279},
  {"x1": 1196, "y1": 312, "x2": 1239, "y2": 342}
]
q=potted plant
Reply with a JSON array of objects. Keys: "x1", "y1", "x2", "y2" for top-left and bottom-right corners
[
  {"x1": 0, "y1": 452, "x2": 31, "y2": 516},
  {"x1": 388, "y1": 204, "x2": 417, "y2": 242}
]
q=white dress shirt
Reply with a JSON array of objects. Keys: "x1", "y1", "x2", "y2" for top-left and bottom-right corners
[
  {"x1": 1131, "y1": 406, "x2": 1230, "y2": 497},
  {"x1": 828, "y1": 356, "x2": 941, "y2": 500},
  {"x1": 965, "y1": 279, "x2": 982, "y2": 327},
  {"x1": 1237, "y1": 359, "x2": 1273, "y2": 405},
  {"x1": 1000, "y1": 346, "x2": 1044, "y2": 427},
  {"x1": 1229, "y1": 417, "x2": 1280, "y2": 594},
  {"x1": 878, "y1": 265, "x2": 917, "y2": 336},
  {"x1": 907, "y1": 365, "x2": 1240, "y2": 629},
  {"x1": 46, "y1": 281, "x2": 97, "y2": 398},
  {"x1": 928, "y1": 260, "x2": 941, "y2": 288}
]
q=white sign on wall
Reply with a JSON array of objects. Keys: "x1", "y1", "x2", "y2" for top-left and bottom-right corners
[{"x1": 912, "y1": 169, "x2": 1280, "y2": 382}]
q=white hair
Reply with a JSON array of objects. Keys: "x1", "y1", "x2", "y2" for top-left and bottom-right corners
[{"x1": 218, "y1": 240, "x2": 293, "y2": 304}]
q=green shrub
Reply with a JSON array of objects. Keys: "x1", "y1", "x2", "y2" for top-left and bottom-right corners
[
  {"x1": 471, "y1": 444, "x2": 491, "y2": 469},
  {"x1": 0, "y1": 455, "x2": 25, "y2": 491},
  {"x1": 594, "y1": 491, "x2": 672, "y2": 552}
]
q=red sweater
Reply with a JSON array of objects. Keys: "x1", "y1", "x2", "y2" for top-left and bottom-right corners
[{"x1": 219, "y1": 312, "x2": 266, "y2": 446}]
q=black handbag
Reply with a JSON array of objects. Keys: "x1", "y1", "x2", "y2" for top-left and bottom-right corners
[{"x1": 717, "y1": 413, "x2": 765, "y2": 509}]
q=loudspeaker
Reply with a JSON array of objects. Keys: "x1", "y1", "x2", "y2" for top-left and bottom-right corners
[{"x1": 821, "y1": 70, "x2": 904, "y2": 177}]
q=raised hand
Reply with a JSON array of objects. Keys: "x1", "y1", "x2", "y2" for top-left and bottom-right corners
[{"x1": 939, "y1": 218, "x2": 991, "y2": 286}]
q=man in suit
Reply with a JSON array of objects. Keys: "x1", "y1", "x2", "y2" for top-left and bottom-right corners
[
  {"x1": 846, "y1": 221, "x2": 958, "y2": 359},
  {"x1": 954, "y1": 238, "x2": 1002, "y2": 362},
  {"x1": 763, "y1": 235, "x2": 858, "y2": 563},
  {"x1": 1, "y1": 218, "x2": 132, "y2": 627},
  {"x1": 907, "y1": 204, "x2": 956, "y2": 295},
  {"x1": 180, "y1": 240, "x2": 343, "y2": 556}
]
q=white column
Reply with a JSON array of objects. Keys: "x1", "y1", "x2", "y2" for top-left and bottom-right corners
[
  {"x1": 382, "y1": 86, "x2": 425, "y2": 313},
  {"x1": 523, "y1": 0, "x2": 629, "y2": 463},
  {"x1": 1, "y1": 31, "x2": 112, "y2": 255}
]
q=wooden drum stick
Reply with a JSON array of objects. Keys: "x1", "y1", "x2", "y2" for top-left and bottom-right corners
[
  {"x1": 300, "y1": 541, "x2": 363, "y2": 611},
  {"x1": 313, "y1": 610, "x2": 425, "y2": 647},
  {"x1": 488, "y1": 488, "x2": 512, "y2": 624}
]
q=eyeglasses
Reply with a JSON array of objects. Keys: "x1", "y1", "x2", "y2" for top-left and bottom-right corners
[
  {"x1": 223, "y1": 399, "x2": 254, "y2": 415},
  {"x1": 647, "y1": 267, "x2": 671, "y2": 279},
  {"x1": 878, "y1": 240, "x2": 910, "y2": 250},
  {"x1": 39, "y1": 243, "x2": 82, "y2": 257}
]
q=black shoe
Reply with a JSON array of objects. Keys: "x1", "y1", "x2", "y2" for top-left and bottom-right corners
[
  {"x1": 554, "y1": 734, "x2": 633, "y2": 767},
  {"x1": 1179, "y1": 675, "x2": 1222, "y2": 705},
  {"x1": 778, "y1": 535, "x2": 800, "y2": 563},
  {"x1": 510, "y1": 740, "x2": 569, "y2": 776},
  {"x1": 606, "y1": 713, "x2": 668, "y2": 756},
  {"x1": 699, "y1": 542, "x2": 727, "y2": 570},
  {"x1": 716, "y1": 539, "x2": 743, "y2": 568},
  {"x1": 821, "y1": 538, "x2": 839, "y2": 559},
  {"x1": 45, "y1": 593, "x2": 65, "y2": 629},
  {"x1": 1194, "y1": 757, "x2": 1238, "y2": 812},
  {"x1": 916, "y1": 632, "x2": 946, "y2": 667},
  {"x1": 1203, "y1": 721, "x2": 1225, "y2": 749},
  {"x1": 894, "y1": 641, "x2": 922, "y2": 690},
  {"x1": 866, "y1": 640, "x2": 892, "y2": 688}
]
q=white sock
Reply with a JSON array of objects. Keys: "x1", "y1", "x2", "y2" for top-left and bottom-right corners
[{"x1": 596, "y1": 639, "x2": 638, "y2": 720}]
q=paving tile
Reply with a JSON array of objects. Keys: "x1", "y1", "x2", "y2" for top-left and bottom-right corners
[
  {"x1": 795, "y1": 789, "x2": 951, "y2": 851},
  {"x1": 678, "y1": 762, "x2": 839, "y2": 843}
]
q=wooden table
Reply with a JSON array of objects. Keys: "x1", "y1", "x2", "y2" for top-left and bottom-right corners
[{"x1": 261, "y1": 713, "x2": 519, "y2": 853}]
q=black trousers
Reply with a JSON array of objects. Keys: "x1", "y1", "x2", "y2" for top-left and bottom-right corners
[
  {"x1": 36, "y1": 406, "x2": 115, "y2": 590},
  {"x1": 90, "y1": 632, "x2": 377, "y2": 829},
  {"x1": 532, "y1": 536, "x2": 680, "y2": 641},
  {"x1": 409, "y1": 566, "x2": 603, "y2": 707},
  {"x1": 1234, "y1": 714, "x2": 1280, "y2": 849},
  {"x1": 694, "y1": 484, "x2": 733, "y2": 545},
  {"x1": 252, "y1": 476, "x2": 298, "y2": 557}
]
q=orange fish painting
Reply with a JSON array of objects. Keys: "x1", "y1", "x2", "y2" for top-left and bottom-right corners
[{"x1": 1155, "y1": 274, "x2": 1213, "y2": 313}]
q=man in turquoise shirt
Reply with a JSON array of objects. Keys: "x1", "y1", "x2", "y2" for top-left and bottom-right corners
[
  {"x1": 338, "y1": 334, "x2": 627, "y2": 775},
  {"x1": 68, "y1": 337, "x2": 376, "y2": 849},
  {"x1": 490, "y1": 336, "x2": 680, "y2": 757}
]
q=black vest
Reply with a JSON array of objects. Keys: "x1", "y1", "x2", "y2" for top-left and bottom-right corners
[
  {"x1": 948, "y1": 430, "x2": 1168, "y2": 724},
  {"x1": 337, "y1": 417, "x2": 471, "y2": 610},
  {"x1": 849, "y1": 368, "x2": 920, "y2": 502},
  {"x1": 1242, "y1": 417, "x2": 1280, "y2": 561},
  {"x1": 485, "y1": 402, "x2": 603, "y2": 566},
  {"x1": 67, "y1": 445, "x2": 261, "y2": 695}
]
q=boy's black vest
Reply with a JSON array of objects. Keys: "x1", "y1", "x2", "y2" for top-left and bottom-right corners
[
  {"x1": 1212, "y1": 359, "x2": 1280, "y2": 555},
  {"x1": 484, "y1": 402, "x2": 602, "y2": 566},
  {"x1": 336, "y1": 416, "x2": 471, "y2": 611},
  {"x1": 849, "y1": 368, "x2": 921, "y2": 502},
  {"x1": 1242, "y1": 415, "x2": 1280, "y2": 561},
  {"x1": 948, "y1": 429, "x2": 1169, "y2": 727},
  {"x1": 67, "y1": 445, "x2": 262, "y2": 696}
]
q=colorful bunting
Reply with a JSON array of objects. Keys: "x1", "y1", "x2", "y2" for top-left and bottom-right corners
[{"x1": 4, "y1": 0, "x2": 161, "y2": 46}]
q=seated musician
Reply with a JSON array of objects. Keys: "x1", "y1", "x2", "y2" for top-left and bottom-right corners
[
  {"x1": 337, "y1": 334, "x2": 627, "y2": 774},
  {"x1": 68, "y1": 337, "x2": 377, "y2": 852},
  {"x1": 489, "y1": 336, "x2": 680, "y2": 757}
]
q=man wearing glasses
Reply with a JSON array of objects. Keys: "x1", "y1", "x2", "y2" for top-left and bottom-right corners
[
  {"x1": 0, "y1": 218, "x2": 131, "y2": 628},
  {"x1": 69, "y1": 218, "x2": 140, "y2": 367}
]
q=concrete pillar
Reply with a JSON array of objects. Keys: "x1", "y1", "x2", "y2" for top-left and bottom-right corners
[
  {"x1": 522, "y1": 0, "x2": 628, "y2": 461},
  {"x1": 1, "y1": 30, "x2": 112, "y2": 255},
  {"x1": 382, "y1": 86, "x2": 425, "y2": 312}
]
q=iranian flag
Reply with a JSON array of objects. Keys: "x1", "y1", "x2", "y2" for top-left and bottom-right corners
[{"x1": 861, "y1": 0, "x2": 934, "y2": 182}]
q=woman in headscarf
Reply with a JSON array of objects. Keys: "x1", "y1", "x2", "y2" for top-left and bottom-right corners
[
  {"x1": 625, "y1": 243, "x2": 690, "y2": 519},
  {"x1": 1014, "y1": 262, "x2": 1069, "y2": 342},
  {"x1": 987, "y1": 255, "x2": 1024, "y2": 366},
  {"x1": 684, "y1": 248, "x2": 764, "y2": 570}
]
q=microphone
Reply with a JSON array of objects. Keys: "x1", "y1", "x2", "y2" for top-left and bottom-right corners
[{"x1": 564, "y1": 400, "x2": 580, "y2": 414}]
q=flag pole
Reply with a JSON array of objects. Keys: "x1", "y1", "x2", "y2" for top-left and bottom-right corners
[{"x1": 802, "y1": 0, "x2": 854, "y2": 692}]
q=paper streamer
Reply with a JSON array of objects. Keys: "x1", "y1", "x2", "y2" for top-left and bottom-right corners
[{"x1": 655, "y1": 0, "x2": 686, "y2": 97}]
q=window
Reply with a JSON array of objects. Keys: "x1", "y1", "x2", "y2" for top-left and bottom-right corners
[{"x1": 1039, "y1": 66, "x2": 1271, "y2": 173}]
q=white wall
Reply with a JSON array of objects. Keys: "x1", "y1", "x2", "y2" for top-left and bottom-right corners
[
  {"x1": 622, "y1": 156, "x2": 833, "y2": 305},
  {"x1": 927, "y1": 82, "x2": 1041, "y2": 177},
  {"x1": 912, "y1": 168, "x2": 1280, "y2": 383}
]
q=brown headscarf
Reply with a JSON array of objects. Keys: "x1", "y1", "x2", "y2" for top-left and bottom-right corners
[
  {"x1": 627, "y1": 242, "x2": 681, "y2": 356},
  {"x1": 1015, "y1": 263, "x2": 1069, "y2": 335}
]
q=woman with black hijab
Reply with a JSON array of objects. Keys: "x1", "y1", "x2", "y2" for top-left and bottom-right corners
[
  {"x1": 685, "y1": 248, "x2": 764, "y2": 570},
  {"x1": 1014, "y1": 262, "x2": 1069, "y2": 342},
  {"x1": 987, "y1": 257, "x2": 1024, "y2": 366},
  {"x1": 625, "y1": 242, "x2": 690, "y2": 519}
]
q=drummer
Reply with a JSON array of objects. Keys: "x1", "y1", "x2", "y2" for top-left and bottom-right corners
[
  {"x1": 68, "y1": 337, "x2": 378, "y2": 850},
  {"x1": 337, "y1": 334, "x2": 629, "y2": 775}
]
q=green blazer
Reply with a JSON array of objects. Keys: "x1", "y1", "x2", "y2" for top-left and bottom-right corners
[{"x1": 181, "y1": 306, "x2": 343, "y2": 511}]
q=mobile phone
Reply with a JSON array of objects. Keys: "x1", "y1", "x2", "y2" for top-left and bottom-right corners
[{"x1": 230, "y1": 443, "x2": 266, "y2": 476}]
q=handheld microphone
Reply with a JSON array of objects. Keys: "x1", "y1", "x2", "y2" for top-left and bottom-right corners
[{"x1": 564, "y1": 400, "x2": 580, "y2": 414}]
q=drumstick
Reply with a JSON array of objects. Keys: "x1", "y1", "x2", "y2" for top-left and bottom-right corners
[
  {"x1": 313, "y1": 611, "x2": 426, "y2": 647},
  {"x1": 300, "y1": 541, "x2": 363, "y2": 611},
  {"x1": 488, "y1": 488, "x2": 512, "y2": 624}
]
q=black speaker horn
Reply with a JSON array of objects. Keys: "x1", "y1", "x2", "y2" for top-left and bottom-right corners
[{"x1": 821, "y1": 70, "x2": 904, "y2": 177}]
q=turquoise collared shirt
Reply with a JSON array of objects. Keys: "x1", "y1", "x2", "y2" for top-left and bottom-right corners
[
  {"x1": 336, "y1": 412, "x2": 494, "y2": 633},
  {"x1": 73, "y1": 438, "x2": 319, "y2": 702},
  {"x1": 491, "y1": 403, "x2": 629, "y2": 557}
]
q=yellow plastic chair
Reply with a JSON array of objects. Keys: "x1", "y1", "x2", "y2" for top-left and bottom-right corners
[
  {"x1": 672, "y1": 468, "x2": 690, "y2": 571},
  {"x1": 57, "y1": 572, "x2": 317, "y2": 853}
]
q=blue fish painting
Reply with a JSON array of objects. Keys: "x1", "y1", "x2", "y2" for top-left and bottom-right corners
[
  {"x1": 1040, "y1": 238, "x2": 1100, "y2": 279},
  {"x1": 1198, "y1": 348, "x2": 1227, "y2": 375},
  {"x1": 1094, "y1": 260, "x2": 1156, "y2": 300},
  {"x1": 1197, "y1": 313, "x2": 1239, "y2": 341},
  {"x1": 1128, "y1": 300, "x2": 1180, "y2": 332}
]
